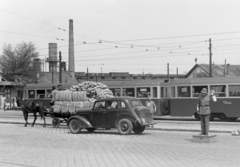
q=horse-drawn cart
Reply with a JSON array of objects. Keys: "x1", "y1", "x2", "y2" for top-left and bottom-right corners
[{"x1": 44, "y1": 109, "x2": 71, "y2": 128}]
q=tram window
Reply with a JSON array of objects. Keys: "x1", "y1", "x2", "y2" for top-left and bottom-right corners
[
  {"x1": 28, "y1": 90, "x2": 35, "y2": 98},
  {"x1": 109, "y1": 88, "x2": 121, "y2": 96},
  {"x1": 171, "y1": 87, "x2": 175, "y2": 97},
  {"x1": 153, "y1": 87, "x2": 157, "y2": 98},
  {"x1": 46, "y1": 89, "x2": 52, "y2": 98},
  {"x1": 137, "y1": 87, "x2": 150, "y2": 97},
  {"x1": 161, "y1": 87, "x2": 169, "y2": 97},
  {"x1": 36, "y1": 90, "x2": 45, "y2": 99},
  {"x1": 177, "y1": 86, "x2": 190, "y2": 97},
  {"x1": 122, "y1": 88, "x2": 135, "y2": 97},
  {"x1": 229, "y1": 85, "x2": 240, "y2": 97},
  {"x1": 192, "y1": 86, "x2": 207, "y2": 97},
  {"x1": 210, "y1": 85, "x2": 226, "y2": 97}
]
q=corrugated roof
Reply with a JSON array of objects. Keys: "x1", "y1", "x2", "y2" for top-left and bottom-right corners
[{"x1": 186, "y1": 64, "x2": 240, "y2": 78}]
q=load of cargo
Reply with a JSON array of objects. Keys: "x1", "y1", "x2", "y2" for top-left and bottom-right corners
[{"x1": 53, "y1": 81, "x2": 114, "y2": 114}]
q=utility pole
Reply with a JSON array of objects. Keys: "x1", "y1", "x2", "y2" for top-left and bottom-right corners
[
  {"x1": 176, "y1": 67, "x2": 178, "y2": 78},
  {"x1": 52, "y1": 66, "x2": 54, "y2": 83},
  {"x1": 167, "y1": 63, "x2": 169, "y2": 79},
  {"x1": 87, "y1": 68, "x2": 89, "y2": 81},
  {"x1": 59, "y1": 51, "x2": 62, "y2": 83},
  {"x1": 209, "y1": 38, "x2": 212, "y2": 77}
]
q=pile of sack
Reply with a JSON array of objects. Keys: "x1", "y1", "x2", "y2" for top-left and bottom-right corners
[
  {"x1": 69, "y1": 81, "x2": 114, "y2": 99},
  {"x1": 53, "y1": 81, "x2": 113, "y2": 114},
  {"x1": 231, "y1": 129, "x2": 240, "y2": 136}
]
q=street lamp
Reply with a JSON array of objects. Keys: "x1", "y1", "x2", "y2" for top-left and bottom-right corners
[{"x1": 101, "y1": 63, "x2": 104, "y2": 74}]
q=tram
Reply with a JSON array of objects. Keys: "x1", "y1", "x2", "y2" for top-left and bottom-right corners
[
  {"x1": 161, "y1": 77, "x2": 240, "y2": 121},
  {"x1": 23, "y1": 80, "x2": 165, "y2": 116}
]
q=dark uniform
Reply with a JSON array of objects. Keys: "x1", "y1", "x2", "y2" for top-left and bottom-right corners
[{"x1": 198, "y1": 88, "x2": 216, "y2": 135}]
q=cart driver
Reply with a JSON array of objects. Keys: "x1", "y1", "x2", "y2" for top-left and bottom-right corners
[{"x1": 50, "y1": 86, "x2": 58, "y2": 106}]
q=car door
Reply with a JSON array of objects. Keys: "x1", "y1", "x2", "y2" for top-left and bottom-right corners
[
  {"x1": 92, "y1": 101, "x2": 107, "y2": 127},
  {"x1": 106, "y1": 100, "x2": 119, "y2": 127}
]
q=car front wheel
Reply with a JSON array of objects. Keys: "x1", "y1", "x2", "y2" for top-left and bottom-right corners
[
  {"x1": 133, "y1": 126, "x2": 145, "y2": 134},
  {"x1": 68, "y1": 119, "x2": 81, "y2": 134},
  {"x1": 117, "y1": 119, "x2": 133, "y2": 135}
]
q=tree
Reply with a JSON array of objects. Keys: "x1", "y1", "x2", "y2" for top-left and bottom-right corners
[{"x1": 0, "y1": 42, "x2": 41, "y2": 85}]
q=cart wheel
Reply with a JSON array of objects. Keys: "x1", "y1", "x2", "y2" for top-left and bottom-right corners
[{"x1": 52, "y1": 118, "x2": 60, "y2": 128}]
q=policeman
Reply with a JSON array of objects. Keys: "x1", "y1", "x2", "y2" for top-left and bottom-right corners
[{"x1": 198, "y1": 88, "x2": 217, "y2": 135}]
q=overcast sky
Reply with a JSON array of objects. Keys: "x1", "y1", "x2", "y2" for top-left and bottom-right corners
[{"x1": 1, "y1": 0, "x2": 240, "y2": 74}]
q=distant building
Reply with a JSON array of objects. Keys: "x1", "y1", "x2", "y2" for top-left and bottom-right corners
[
  {"x1": 37, "y1": 71, "x2": 77, "y2": 84},
  {"x1": 185, "y1": 64, "x2": 240, "y2": 78},
  {"x1": 75, "y1": 72, "x2": 185, "y2": 82}
]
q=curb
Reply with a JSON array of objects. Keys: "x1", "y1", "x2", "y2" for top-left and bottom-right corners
[
  {"x1": 0, "y1": 121, "x2": 232, "y2": 133},
  {"x1": 146, "y1": 127, "x2": 231, "y2": 133}
]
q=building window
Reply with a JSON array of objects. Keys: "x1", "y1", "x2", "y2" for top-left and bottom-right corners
[{"x1": 4, "y1": 88, "x2": 11, "y2": 99}]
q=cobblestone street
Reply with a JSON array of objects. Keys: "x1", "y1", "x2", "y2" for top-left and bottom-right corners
[{"x1": 0, "y1": 124, "x2": 240, "y2": 167}]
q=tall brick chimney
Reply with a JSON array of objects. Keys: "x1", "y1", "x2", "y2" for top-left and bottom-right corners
[{"x1": 68, "y1": 19, "x2": 75, "y2": 72}]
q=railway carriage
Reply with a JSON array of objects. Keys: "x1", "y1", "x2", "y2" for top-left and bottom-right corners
[{"x1": 161, "y1": 77, "x2": 240, "y2": 121}]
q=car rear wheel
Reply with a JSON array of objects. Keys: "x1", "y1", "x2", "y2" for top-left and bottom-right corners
[
  {"x1": 86, "y1": 128, "x2": 96, "y2": 133},
  {"x1": 117, "y1": 119, "x2": 133, "y2": 135},
  {"x1": 68, "y1": 119, "x2": 82, "y2": 134},
  {"x1": 133, "y1": 126, "x2": 145, "y2": 134}
]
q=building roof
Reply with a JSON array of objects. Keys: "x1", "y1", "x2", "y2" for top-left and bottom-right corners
[{"x1": 185, "y1": 64, "x2": 240, "y2": 78}]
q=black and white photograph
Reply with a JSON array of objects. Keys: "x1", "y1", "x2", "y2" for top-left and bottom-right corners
[{"x1": 1, "y1": 0, "x2": 240, "y2": 166}]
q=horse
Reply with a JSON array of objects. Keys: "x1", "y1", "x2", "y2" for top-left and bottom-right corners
[{"x1": 17, "y1": 98, "x2": 46, "y2": 127}]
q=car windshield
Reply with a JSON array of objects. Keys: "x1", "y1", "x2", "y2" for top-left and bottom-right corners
[{"x1": 131, "y1": 100, "x2": 143, "y2": 107}]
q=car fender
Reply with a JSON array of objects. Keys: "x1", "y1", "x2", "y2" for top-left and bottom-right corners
[
  {"x1": 115, "y1": 114, "x2": 137, "y2": 128},
  {"x1": 67, "y1": 115, "x2": 93, "y2": 128}
]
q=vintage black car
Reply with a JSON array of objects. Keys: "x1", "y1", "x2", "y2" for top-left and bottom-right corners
[{"x1": 67, "y1": 97, "x2": 155, "y2": 135}]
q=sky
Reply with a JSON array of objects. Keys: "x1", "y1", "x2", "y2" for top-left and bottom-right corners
[{"x1": 1, "y1": 0, "x2": 240, "y2": 75}]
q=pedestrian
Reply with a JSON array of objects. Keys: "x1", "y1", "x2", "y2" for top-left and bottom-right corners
[
  {"x1": 198, "y1": 88, "x2": 217, "y2": 135},
  {"x1": 57, "y1": 84, "x2": 62, "y2": 91},
  {"x1": 146, "y1": 95, "x2": 156, "y2": 127}
]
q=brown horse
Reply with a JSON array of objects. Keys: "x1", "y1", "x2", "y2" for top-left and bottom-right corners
[{"x1": 18, "y1": 99, "x2": 46, "y2": 127}]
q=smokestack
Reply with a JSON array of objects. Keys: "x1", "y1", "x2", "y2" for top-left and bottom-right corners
[
  {"x1": 68, "y1": 19, "x2": 75, "y2": 72},
  {"x1": 48, "y1": 43, "x2": 58, "y2": 72}
]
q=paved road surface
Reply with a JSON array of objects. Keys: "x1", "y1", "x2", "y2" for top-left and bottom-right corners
[
  {"x1": 0, "y1": 124, "x2": 240, "y2": 167},
  {"x1": 0, "y1": 109, "x2": 239, "y2": 133}
]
